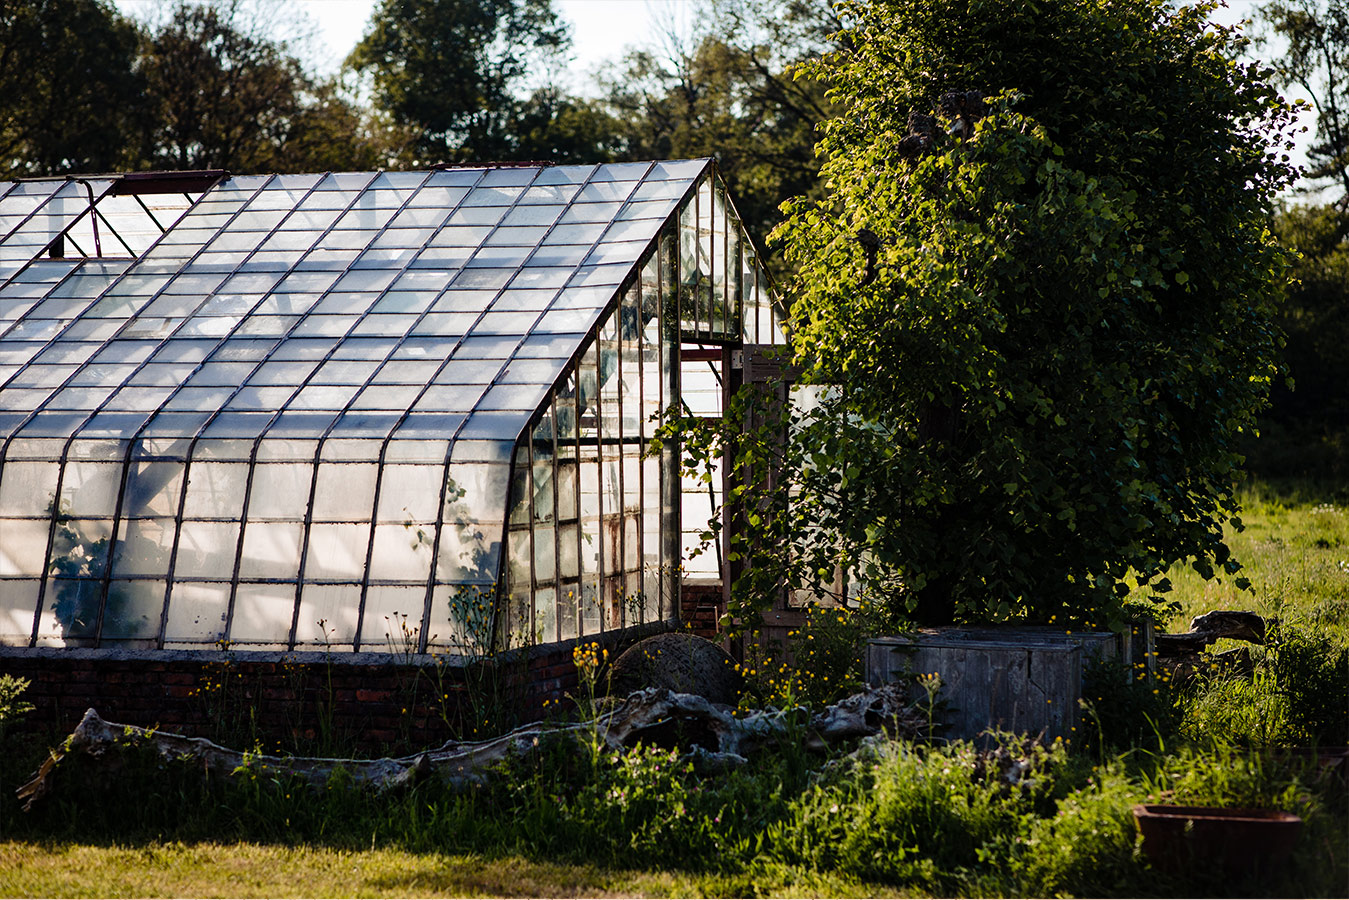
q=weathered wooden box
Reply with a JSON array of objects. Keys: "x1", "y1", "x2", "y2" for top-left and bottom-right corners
[{"x1": 866, "y1": 627, "x2": 1118, "y2": 742}]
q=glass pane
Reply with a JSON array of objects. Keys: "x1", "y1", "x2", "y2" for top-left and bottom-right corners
[
  {"x1": 173, "y1": 520, "x2": 240, "y2": 579},
  {"x1": 111, "y1": 518, "x2": 175, "y2": 577},
  {"x1": 39, "y1": 579, "x2": 102, "y2": 642},
  {"x1": 230, "y1": 582, "x2": 298, "y2": 644},
  {"x1": 0, "y1": 461, "x2": 59, "y2": 516},
  {"x1": 164, "y1": 581, "x2": 230, "y2": 645},
  {"x1": 49, "y1": 517, "x2": 111, "y2": 579},
  {"x1": 0, "y1": 518, "x2": 50, "y2": 576},
  {"x1": 368, "y1": 522, "x2": 434, "y2": 581},
  {"x1": 533, "y1": 584, "x2": 557, "y2": 644},
  {"x1": 247, "y1": 463, "x2": 313, "y2": 520},
  {"x1": 303, "y1": 522, "x2": 371, "y2": 580},
  {"x1": 293, "y1": 583, "x2": 360, "y2": 648},
  {"x1": 436, "y1": 514, "x2": 502, "y2": 585},
  {"x1": 428, "y1": 582, "x2": 495, "y2": 655},
  {"x1": 100, "y1": 580, "x2": 165, "y2": 641},
  {"x1": 0, "y1": 579, "x2": 40, "y2": 642},
  {"x1": 360, "y1": 584, "x2": 427, "y2": 651},
  {"x1": 237, "y1": 521, "x2": 303, "y2": 579},
  {"x1": 182, "y1": 462, "x2": 249, "y2": 518},
  {"x1": 59, "y1": 461, "x2": 122, "y2": 517},
  {"x1": 376, "y1": 464, "x2": 443, "y2": 523},
  {"x1": 441, "y1": 456, "x2": 504, "y2": 515}
]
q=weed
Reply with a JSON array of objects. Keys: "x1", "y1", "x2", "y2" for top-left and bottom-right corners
[
  {"x1": 1079, "y1": 657, "x2": 1183, "y2": 755},
  {"x1": 1180, "y1": 620, "x2": 1349, "y2": 747},
  {"x1": 188, "y1": 639, "x2": 260, "y2": 748},
  {"x1": 738, "y1": 597, "x2": 910, "y2": 709},
  {"x1": 0, "y1": 674, "x2": 34, "y2": 742}
]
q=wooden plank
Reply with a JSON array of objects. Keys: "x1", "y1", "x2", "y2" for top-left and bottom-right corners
[{"x1": 866, "y1": 629, "x2": 1114, "y2": 742}]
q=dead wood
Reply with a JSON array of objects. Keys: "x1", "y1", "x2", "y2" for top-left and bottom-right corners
[
  {"x1": 1155, "y1": 610, "x2": 1267, "y2": 656},
  {"x1": 17, "y1": 684, "x2": 925, "y2": 811},
  {"x1": 1155, "y1": 610, "x2": 1268, "y2": 683}
]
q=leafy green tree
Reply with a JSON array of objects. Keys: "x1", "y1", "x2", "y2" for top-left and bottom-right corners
[
  {"x1": 707, "y1": 0, "x2": 1300, "y2": 628},
  {"x1": 348, "y1": 0, "x2": 570, "y2": 163},
  {"x1": 1262, "y1": 0, "x2": 1348, "y2": 207},
  {"x1": 510, "y1": 87, "x2": 624, "y2": 164},
  {"x1": 1245, "y1": 3, "x2": 1349, "y2": 479},
  {"x1": 0, "y1": 0, "x2": 143, "y2": 176},
  {"x1": 604, "y1": 0, "x2": 837, "y2": 269},
  {"x1": 1252, "y1": 203, "x2": 1349, "y2": 478},
  {"x1": 136, "y1": 0, "x2": 392, "y2": 172}
]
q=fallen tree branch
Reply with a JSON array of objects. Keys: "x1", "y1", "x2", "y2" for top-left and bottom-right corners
[
  {"x1": 1154, "y1": 610, "x2": 1267, "y2": 682},
  {"x1": 18, "y1": 684, "x2": 926, "y2": 811},
  {"x1": 1154, "y1": 610, "x2": 1267, "y2": 656}
]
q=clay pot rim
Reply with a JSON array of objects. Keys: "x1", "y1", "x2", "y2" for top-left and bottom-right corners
[{"x1": 1133, "y1": 803, "x2": 1302, "y2": 824}]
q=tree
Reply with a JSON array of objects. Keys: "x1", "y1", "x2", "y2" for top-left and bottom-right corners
[
  {"x1": 1245, "y1": 3, "x2": 1349, "y2": 479},
  {"x1": 1262, "y1": 0, "x2": 1349, "y2": 207},
  {"x1": 603, "y1": 0, "x2": 838, "y2": 269},
  {"x1": 348, "y1": 0, "x2": 570, "y2": 164},
  {"x1": 0, "y1": 0, "x2": 143, "y2": 177},
  {"x1": 509, "y1": 87, "x2": 624, "y2": 164},
  {"x1": 706, "y1": 0, "x2": 1300, "y2": 629},
  {"x1": 136, "y1": 0, "x2": 392, "y2": 172},
  {"x1": 1252, "y1": 203, "x2": 1349, "y2": 478}
]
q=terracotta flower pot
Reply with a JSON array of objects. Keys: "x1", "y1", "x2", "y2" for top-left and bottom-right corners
[{"x1": 1133, "y1": 804, "x2": 1302, "y2": 876}]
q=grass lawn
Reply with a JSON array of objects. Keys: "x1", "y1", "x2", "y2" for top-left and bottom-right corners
[
  {"x1": 0, "y1": 842, "x2": 683, "y2": 899},
  {"x1": 1151, "y1": 479, "x2": 1349, "y2": 640},
  {"x1": 0, "y1": 841, "x2": 911, "y2": 899}
]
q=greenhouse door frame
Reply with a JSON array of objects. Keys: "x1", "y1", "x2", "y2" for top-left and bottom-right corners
[{"x1": 680, "y1": 342, "x2": 805, "y2": 644}]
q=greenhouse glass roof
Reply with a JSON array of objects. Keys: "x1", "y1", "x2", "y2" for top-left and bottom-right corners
[{"x1": 0, "y1": 160, "x2": 779, "y2": 655}]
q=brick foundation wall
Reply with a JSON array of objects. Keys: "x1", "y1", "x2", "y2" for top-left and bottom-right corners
[
  {"x1": 680, "y1": 582, "x2": 724, "y2": 639},
  {"x1": 1, "y1": 621, "x2": 670, "y2": 756}
]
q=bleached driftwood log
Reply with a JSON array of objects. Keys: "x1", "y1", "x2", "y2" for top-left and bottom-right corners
[{"x1": 18, "y1": 684, "x2": 924, "y2": 811}]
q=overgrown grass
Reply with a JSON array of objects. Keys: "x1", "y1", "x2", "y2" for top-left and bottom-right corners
[
  {"x1": 3, "y1": 721, "x2": 1343, "y2": 898},
  {"x1": 1117, "y1": 480, "x2": 1349, "y2": 749},
  {"x1": 2, "y1": 478, "x2": 1347, "y2": 898}
]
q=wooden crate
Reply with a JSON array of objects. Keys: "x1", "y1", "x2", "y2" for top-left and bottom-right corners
[{"x1": 866, "y1": 628, "x2": 1118, "y2": 742}]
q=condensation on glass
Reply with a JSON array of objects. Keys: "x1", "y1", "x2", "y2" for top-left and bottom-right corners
[{"x1": 0, "y1": 161, "x2": 786, "y2": 655}]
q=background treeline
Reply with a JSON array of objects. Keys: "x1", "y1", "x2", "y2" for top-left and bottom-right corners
[
  {"x1": 0, "y1": 0, "x2": 1344, "y2": 476},
  {"x1": 0, "y1": 0, "x2": 835, "y2": 261}
]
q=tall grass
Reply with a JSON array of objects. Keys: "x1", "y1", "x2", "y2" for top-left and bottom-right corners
[{"x1": 4, "y1": 716, "x2": 1343, "y2": 897}]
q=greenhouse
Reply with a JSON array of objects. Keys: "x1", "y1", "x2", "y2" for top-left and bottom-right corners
[{"x1": 0, "y1": 160, "x2": 784, "y2": 657}]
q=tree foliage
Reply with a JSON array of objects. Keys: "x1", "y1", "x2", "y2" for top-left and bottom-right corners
[
  {"x1": 137, "y1": 0, "x2": 393, "y2": 172},
  {"x1": 1262, "y1": 0, "x2": 1349, "y2": 207},
  {"x1": 706, "y1": 0, "x2": 1301, "y2": 628},
  {"x1": 1252, "y1": 203, "x2": 1349, "y2": 477},
  {"x1": 1246, "y1": 3, "x2": 1349, "y2": 479},
  {"x1": 349, "y1": 0, "x2": 570, "y2": 163},
  {"x1": 0, "y1": 0, "x2": 143, "y2": 177},
  {"x1": 604, "y1": 0, "x2": 837, "y2": 269},
  {"x1": 0, "y1": 0, "x2": 393, "y2": 178}
]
